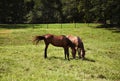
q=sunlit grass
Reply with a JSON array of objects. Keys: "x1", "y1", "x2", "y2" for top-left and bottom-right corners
[{"x1": 0, "y1": 23, "x2": 120, "y2": 81}]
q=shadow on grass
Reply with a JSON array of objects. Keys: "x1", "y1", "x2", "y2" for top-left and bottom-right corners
[
  {"x1": 83, "y1": 58, "x2": 95, "y2": 62},
  {"x1": 71, "y1": 57, "x2": 95, "y2": 62},
  {"x1": 96, "y1": 24, "x2": 120, "y2": 33},
  {"x1": 47, "y1": 56, "x2": 65, "y2": 61},
  {"x1": 47, "y1": 56, "x2": 95, "y2": 62},
  {"x1": 0, "y1": 24, "x2": 40, "y2": 29}
]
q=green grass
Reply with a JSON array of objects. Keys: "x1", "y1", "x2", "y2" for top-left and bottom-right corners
[{"x1": 0, "y1": 23, "x2": 120, "y2": 81}]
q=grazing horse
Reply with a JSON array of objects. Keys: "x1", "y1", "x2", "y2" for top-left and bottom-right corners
[
  {"x1": 67, "y1": 35, "x2": 85, "y2": 59},
  {"x1": 33, "y1": 34, "x2": 76, "y2": 60}
]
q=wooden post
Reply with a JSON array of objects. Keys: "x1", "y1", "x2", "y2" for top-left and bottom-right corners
[{"x1": 61, "y1": 23, "x2": 62, "y2": 28}]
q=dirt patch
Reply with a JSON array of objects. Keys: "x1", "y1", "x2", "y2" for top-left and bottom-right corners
[{"x1": 0, "y1": 30, "x2": 11, "y2": 34}]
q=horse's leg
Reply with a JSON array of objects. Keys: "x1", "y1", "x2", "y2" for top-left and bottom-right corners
[
  {"x1": 72, "y1": 51, "x2": 75, "y2": 59},
  {"x1": 64, "y1": 48, "x2": 70, "y2": 60},
  {"x1": 78, "y1": 48, "x2": 81, "y2": 59},
  {"x1": 44, "y1": 44, "x2": 49, "y2": 58},
  {"x1": 66, "y1": 47, "x2": 70, "y2": 60},
  {"x1": 64, "y1": 48, "x2": 67, "y2": 59},
  {"x1": 72, "y1": 47, "x2": 76, "y2": 59}
]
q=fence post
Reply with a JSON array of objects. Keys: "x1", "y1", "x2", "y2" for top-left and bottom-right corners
[
  {"x1": 61, "y1": 23, "x2": 62, "y2": 28},
  {"x1": 47, "y1": 24, "x2": 48, "y2": 28}
]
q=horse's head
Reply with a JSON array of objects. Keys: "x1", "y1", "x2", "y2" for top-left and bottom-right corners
[
  {"x1": 81, "y1": 49, "x2": 86, "y2": 59},
  {"x1": 80, "y1": 42, "x2": 86, "y2": 59}
]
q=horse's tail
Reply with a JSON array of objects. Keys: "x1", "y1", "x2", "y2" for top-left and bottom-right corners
[{"x1": 33, "y1": 36, "x2": 45, "y2": 45}]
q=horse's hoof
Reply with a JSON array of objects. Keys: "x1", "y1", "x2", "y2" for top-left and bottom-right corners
[{"x1": 68, "y1": 59, "x2": 70, "y2": 61}]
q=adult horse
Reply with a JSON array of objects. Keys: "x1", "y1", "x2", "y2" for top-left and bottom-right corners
[
  {"x1": 67, "y1": 35, "x2": 85, "y2": 59},
  {"x1": 33, "y1": 34, "x2": 76, "y2": 60}
]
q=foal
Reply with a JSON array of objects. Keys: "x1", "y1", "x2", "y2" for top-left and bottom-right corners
[
  {"x1": 33, "y1": 34, "x2": 76, "y2": 60},
  {"x1": 67, "y1": 35, "x2": 85, "y2": 59}
]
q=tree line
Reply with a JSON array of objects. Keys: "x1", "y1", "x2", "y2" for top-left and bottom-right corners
[{"x1": 0, "y1": 0, "x2": 120, "y2": 25}]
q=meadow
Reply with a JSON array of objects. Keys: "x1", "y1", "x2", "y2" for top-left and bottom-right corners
[{"x1": 0, "y1": 23, "x2": 120, "y2": 81}]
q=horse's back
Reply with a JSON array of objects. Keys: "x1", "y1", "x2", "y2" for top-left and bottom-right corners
[
  {"x1": 67, "y1": 35, "x2": 79, "y2": 46},
  {"x1": 44, "y1": 34, "x2": 53, "y2": 39},
  {"x1": 45, "y1": 34, "x2": 69, "y2": 47}
]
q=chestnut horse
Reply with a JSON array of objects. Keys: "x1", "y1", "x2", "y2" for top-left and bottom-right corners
[
  {"x1": 33, "y1": 34, "x2": 76, "y2": 60},
  {"x1": 67, "y1": 35, "x2": 85, "y2": 59}
]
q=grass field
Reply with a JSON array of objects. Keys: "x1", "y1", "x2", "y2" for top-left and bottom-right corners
[{"x1": 0, "y1": 23, "x2": 120, "y2": 81}]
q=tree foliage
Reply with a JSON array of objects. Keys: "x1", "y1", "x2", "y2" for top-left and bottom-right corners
[{"x1": 0, "y1": 0, "x2": 120, "y2": 25}]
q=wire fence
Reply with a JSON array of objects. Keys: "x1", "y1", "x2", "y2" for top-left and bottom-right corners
[{"x1": 32, "y1": 23, "x2": 91, "y2": 29}]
